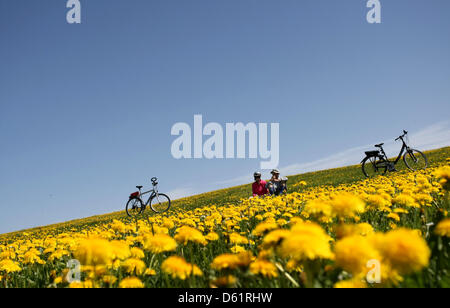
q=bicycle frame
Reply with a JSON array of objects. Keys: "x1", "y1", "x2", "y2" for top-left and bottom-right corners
[
  {"x1": 137, "y1": 185, "x2": 160, "y2": 207},
  {"x1": 380, "y1": 137, "x2": 410, "y2": 165}
]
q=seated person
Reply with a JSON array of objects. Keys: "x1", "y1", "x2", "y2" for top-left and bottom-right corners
[
  {"x1": 266, "y1": 169, "x2": 288, "y2": 196},
  {"x1": 252, "y1": 172, "x2": 268, "y2": 197}
]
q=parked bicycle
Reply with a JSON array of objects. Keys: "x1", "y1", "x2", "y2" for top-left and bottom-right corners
[
  {"x1": 126, "y1": 177, "x2": 171, "y2": 217},
  {"x1": 361, "y1": 130, "x2": 428, "y2": 177}
]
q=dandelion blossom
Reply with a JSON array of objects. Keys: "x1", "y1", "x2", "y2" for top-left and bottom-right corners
[
  {"x1": 161, "y1": 256, "x2": 202, "y2": 280},
  {"x1": 0, "y1": 259, "x2": 21, "y2": 273},
  {"x1": 279, "y1": 222, "x2": 333, "y2": 261},
  {"x1": 334, "y1": 235, "x2": 380, "y2": 275},
  {"x1": 376, "y1": 229, "x2": 430, "y2": 275},
  {"x1": 143, "y1": 234, "x2": 177, "y2": 254},
  {"x1": 249, "y1": 259, "x2": 278, "y2": 278},
  {"x1": 435, "y1": 166, "x2": 450, "y2": 190},
  {"x1": 435, "y1": 219, "x2": 450, "y2": 237},
  {"x1": 121, "y1": 258, "x2": 146, "y2": 275},
  {"x1": 174, "y1": 226, "x2": 207, "y2": 246},
  {"x1": 119, "y1": 277, "x2": 144, "y2": 288},
  {"x1": 330, "y1": 193, "x2": 365, "y2": 218},
  {"x1": 73, "y1": 239, "x2": 114, "y2": 266}
]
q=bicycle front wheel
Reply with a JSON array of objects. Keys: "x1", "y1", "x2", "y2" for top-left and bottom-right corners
[
  {"x1": 126, "y1": 198, "x2": 143, "y2": 217},
  {"x1": 403, "y1": 149, "x2": 428, "y2": 171},
  {"x1": 150, "y1": 193, "x2": 171, "y2": 213},
  {"x1": 362, "y1": 156, "x2": 388, "y2": 178}
]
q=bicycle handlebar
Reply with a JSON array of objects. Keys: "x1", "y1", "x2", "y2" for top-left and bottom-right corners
[{"x1": 395, "y1": 130, "x2": 408, "y2": 141}]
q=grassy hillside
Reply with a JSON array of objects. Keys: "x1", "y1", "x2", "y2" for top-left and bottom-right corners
[
  {"x1": 1, "y1": 146, "x2": 449, "y2": 288},
  {"x1": 2, "y1": 146, "x2": 449, "y2": 240}
]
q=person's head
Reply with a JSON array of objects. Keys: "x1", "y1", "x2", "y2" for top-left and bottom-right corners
[
  {"x1": 271, "y1": 169, "x2": 280, "y2": 179},
  {"x1": 253, "y1": 172, "x2": 262, "y2": 183}
]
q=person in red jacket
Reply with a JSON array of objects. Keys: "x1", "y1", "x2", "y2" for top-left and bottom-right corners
[{"x1": 252, "y1": 172, "x2": 268, "y2": 197}]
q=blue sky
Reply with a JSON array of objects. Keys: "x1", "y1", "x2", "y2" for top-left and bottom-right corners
[{"x1": 1, "y1": 0, "x2": 449, "y2": 234}]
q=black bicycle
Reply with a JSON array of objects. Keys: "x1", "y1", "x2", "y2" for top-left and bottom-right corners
[
  {"x1": 361, "y1": 130, "x2": 428, "y2": 178},
  {"x1": 126, "y1": 177, "x2": 171, "y2": 217}
]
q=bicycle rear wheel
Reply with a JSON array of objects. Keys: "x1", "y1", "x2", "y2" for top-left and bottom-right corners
[
  {"x1": 150, "y1": 193, "x2": 171, "y2": 213},
  {"x1": 126, "y1": 198, "x2": 143, "y2": 217},
  {"x1": 403, "y1": 149, "x2": 428, "y2": 171},
  {"x1": 362, "y1": 156, "x2": 388, "y2": 178}
]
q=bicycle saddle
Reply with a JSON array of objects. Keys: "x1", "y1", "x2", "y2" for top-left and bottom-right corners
[
  {"x1": 375, "y1": 143, "x2": 384, "y2": 148},
  {"x1": 136, "y1": 186, "x2": 143, "y2": 189}
]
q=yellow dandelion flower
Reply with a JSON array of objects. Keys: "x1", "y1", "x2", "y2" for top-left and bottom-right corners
[
  {"x1": 278, "y1": 222, "x2": 333, "y2": 261},
  {"x1": 174, "y1": 226, "x2": 207, "y2": 245},
  {"x1": 435, "y1": 219, "x2": 450, "y2": 237},
  {"x1": 161, "y1": 256, "x2": 202, "y2": 280},
  {"x1": 335, "y1": 223, "x2": 374, "y2": 239},
  {"x1": 303, "y1": 200, "x2": 333, "y2": 218},
  {"x1": 144, "y1": 268, "x2": 156, "y2": 276},
  {"x1": 110, "y1": 220, "x2": 127, "y2": 234},
  {"x1": 23, "y1": 250, "x2": 45, "y2": 265},
  {"x1": 0, "y1": 251, "x2": 15, "y2": 261},
  {"x1": 262, "y1": 229, "x2": 291, "y2": 249},
  {"x1": 229, "y1": 233, "x2": 249, "y2": 245},
  {"x1": 73, "y1": 238, "x2": 114, "y2": 266},
  {"x1": 376, "y1": 229, "x2": 430, "y2": 275},
  {"x1": 211, "y1": 254, "x2": 240, "y2": 270},
  {"x1": 210, "y1": 275, "x2": 237, "y2": 288},
  {"x1": 334, "y1": 235, "x2": 380, "y2": 275},
  {"x1": 387, "y1": 213, "x2": 400, "y2": 222},
  {"x1": 143, "y1": 234, "x2": 177, "y2": 254},
  {"x1": 69, "y1": 280, "x2": 94, "y2": 288},
  {"x1": 48, "y1": 249, "x2": 70, "y2": 262},
  {"x1": 121, "y1": 258, "x2": 146, "y2": 275},
  {"x1": 110, "y1": 241, "x2": 131, "y2": 260},
  {"x1": 393, "y1": 194, "x2": 419, "y2": 208},
  {"x1": 249, "y1": 259, "x2": 278, "y2": 278},
  {"x1": 365, "y1": 194, "x2": 391, "y2": 211},
  {"x1": 205, "y1": 232, "x2": 219, "y2": 241},
  {"x1": 103, "y1": 275, "x2": 118, "y2": 285},
  {"x1": 330, "y1": 193, "x2": 365, "y2": 218},
  {"x1": 334, "y1": 278, "x2": 367, "y2": 288},
  {"x1": 230, "y1": 245, "x2": 246, "y2": 254},
  {"x1": 162, "y1": 218, "x2": 175, "y2": 229},
  {"x1": 211, "y1": 251, "x2": 254, "y2": 270},
  {"x1": 130, "y1": 247, "x2": 145, "y2": 259},
  {"x1": 54, "y1": 276, "x2": 63, "y2": 285},
  {"x1": 393, "y1": 208, "x2": 409, "y2": 214},
  {"x1": 435, "y1": 166, "x2": 450, "y2": 190},
  {"x1": 119, "y1": 277, "x2": 144, "y2": 288},
  {"x1": 414, "y1": 193, "x2": 433, "y2": 205},
  {"x1": 285, "y1": 260, "x2": 303, "y2": 273},
  {"x1": 252, "y1": 222, "x2": 279, "y2": 236}
]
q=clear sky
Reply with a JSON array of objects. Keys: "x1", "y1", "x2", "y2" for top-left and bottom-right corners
[{"x1": 1, "y1": 0, "x2": 449, "y2": 234}]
